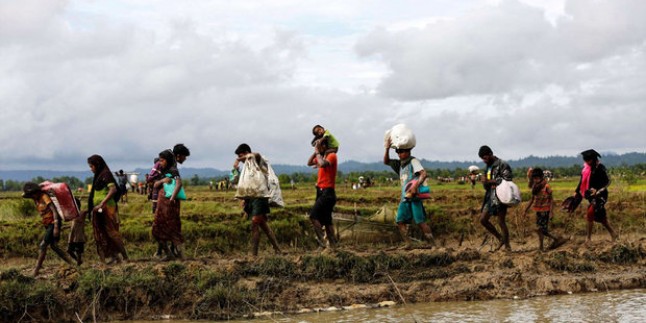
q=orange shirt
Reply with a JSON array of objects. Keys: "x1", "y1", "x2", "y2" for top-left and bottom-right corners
[
  {"x1": 36, "y1": 194, "x2": 55, "y2": 226},
  {"x1": 316, "y1": 153, "x2": 337, "y2": 189},
  {"x1": 532, "y1": 183, "x2": 553, "y2": 212}
]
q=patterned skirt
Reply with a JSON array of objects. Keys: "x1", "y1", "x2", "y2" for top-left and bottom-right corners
[{"x1": 152, "y1": 192, "x2": 184, "y2": 244}]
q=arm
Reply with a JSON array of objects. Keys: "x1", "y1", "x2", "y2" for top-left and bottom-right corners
[
  {"x1": 383, "y1": 138, "x2": 391, "y2": 165},
  {"x1": 523, "y1": 196, "x2": 535, "y2": 215},
  {"x1": 93, "y1": 185, "x2": 117, "y2": 212},
  {"x1": 315, "y1": 153, "x2": 330, "y2": 168},
  {"x1": 407, "y1": 169, "x2": 427, "y2": 193},
  {"x1": 170, "y1": 177, "x2": 182, "y2": 202},
  {"x1": 48, "y1": 203, "x2": 62, "y2": 237}
]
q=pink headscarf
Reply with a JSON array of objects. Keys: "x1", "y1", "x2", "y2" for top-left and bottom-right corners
[{"x1": 580, "y1": 163, "x2": 591, "y2": 196}]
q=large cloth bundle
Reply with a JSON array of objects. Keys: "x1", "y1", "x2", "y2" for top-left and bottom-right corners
[
  {"x1": 468, "y1": 165, "x2": 480, "y2": 174},
  {"x1": 234, "y1": 155, "x2": 285, "y2": 207},
  {"x1": 495, "y1": 180, "x2": 522, "y2": 206},
  {"x1": 384, "y1": 124, "x2": 416, "y2": 149},
  {"x1": 39, "y1": 181, "x2": 81, "y2": 221}
]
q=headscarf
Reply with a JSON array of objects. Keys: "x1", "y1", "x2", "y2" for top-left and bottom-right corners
[{"x1": 88, "y1": 154, "x2": 117, "y2": 209}]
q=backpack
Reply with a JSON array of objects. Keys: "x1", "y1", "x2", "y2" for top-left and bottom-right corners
[{"x1": 39, "y1": 181, "x2": 81, "y2": 221}]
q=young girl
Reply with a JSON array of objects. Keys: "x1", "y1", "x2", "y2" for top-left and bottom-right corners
[
  {"x1": 524, "y1": 168, "x2": 567, "y2": 251},
  {"x1": 22, "y1": 182, "x2": 74, "y2": 276}
]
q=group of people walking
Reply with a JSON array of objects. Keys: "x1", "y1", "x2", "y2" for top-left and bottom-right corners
[{"x1": 22, "y1": 124, "x2": 618, "y2": 275}]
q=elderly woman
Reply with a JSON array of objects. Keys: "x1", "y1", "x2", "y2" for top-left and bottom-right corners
[
  {"x1": 152, "y1": 150, "x2": 185, "y2": 260},
  {"x1": 88, "y1": 155, "x2": 128, "y2": 264},
  {"x1": 575, "y1": 149, "x2": 618, "y2": 244}
]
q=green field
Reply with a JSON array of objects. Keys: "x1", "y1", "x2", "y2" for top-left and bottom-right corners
[{"x1": 1, "y1": 177, "x2": 645, "y2": 260}]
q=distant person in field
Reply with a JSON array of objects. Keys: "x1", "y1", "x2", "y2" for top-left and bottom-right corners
[
  {"x1": 524, "y1": 168, "x2": 567, "y2": 251},
  {"x1": 152, "y1": 149, "x2": 186, "y2": 260},
  {"x1": 575, "y1": 149, "x2": 618, "y2": 244},
  {"x1": 234, "y1": 143, "x2": 283, "y2": 256},
  {"x1": 307, "y1": 138, "x2": 338, "y2": 251},
  {"x1": 383, "y1": 138, "x2": 435, "y2": 249},
  {"x1": 116, "y1": 169, "x2": 128, "y2": 204},
  {"x1": 22, "y1": 182, "x2": 75, "y2": 276},
  {"x1": 67, "y1": 197, "x2": 87, "y2": 266},
  {"x1": 87, "y1": 155, "x2": 129, "y2": 264},
  {"x1": 478, "y1": 145, "x2": 513, "y2": 252},
  {"x1": 311, "y1": 125, "x2": 339, "y2": 153}
]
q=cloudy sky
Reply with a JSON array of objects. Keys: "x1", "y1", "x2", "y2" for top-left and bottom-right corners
[{"x1": 1, "y1": 0, "x2": 645, "y2": 171}]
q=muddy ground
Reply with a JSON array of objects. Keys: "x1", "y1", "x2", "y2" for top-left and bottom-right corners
[{"x1": 2, "y1": 233, "x2": 645, "y2": 322}]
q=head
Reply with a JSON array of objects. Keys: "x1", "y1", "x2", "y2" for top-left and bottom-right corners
[
  {"x1": 158, "y1": 149, "x2": 176, "y2": 171},
  {"x1": 530, "y1": 167, "x2": 544, "y2": 184},
  {"x1": 119, "y1": 169, "x2": 124, "y2": 175},
  {"x1": 316, "y1": 138, "x2": 329, "y2": 154},
  {"x1": 22, "y1": 182, "x2": 42, "y2": 199},
  {"x1": 395, "y1": 147, "x2": 412, "y2": 160},
  {"x1": 478, "y1": 145, "x2": 495, "y2": 165},
  {"x1": 87, "y1": 155, "x2": 107, "y2": 174},
  {"x1": 173, "y1": 143, "x2": 190, "y2": 164},
  {"x1": 235, "y1": 143, "x2": 252, "y2": 159},
  {"x1": 312, "y1": 125, "x2": 325, "y2": 137},
  {"x1": 581, "y1": 149, "x2": 601, "y2": 166}
]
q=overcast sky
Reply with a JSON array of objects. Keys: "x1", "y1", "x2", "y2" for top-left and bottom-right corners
[{"x1": 1, "y1": 0, "x2": 645, "y2": 171}]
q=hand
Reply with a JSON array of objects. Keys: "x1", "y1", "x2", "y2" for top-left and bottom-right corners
[
  {"x1": 589, "y1": 188, "x2": 598, "y2": 196},
  {"x1": 233, "y1": 159, "x2": 240, "y2": 169},
  {"x1": 92, "y1": 203, "x2": 103, "y2": 213},
  {"x1": 170, "y1": 197, "x2": 176, "y2": 204},
  {"x1": 385, "y1": 138, "x2": 392, "y2": 149}
]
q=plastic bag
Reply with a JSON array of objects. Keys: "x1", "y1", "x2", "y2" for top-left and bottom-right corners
[
  {"x1": 39, "y1": 181, "x2": 81, "y2": 222},
  {"x1": 264, "y1": 158, "x2": 285, "y2": 207},
  {"x1": 384, "y1": 124, "x2": 416, "y2": 149},
  {"x1": 495, "y1": 180, "x2": 521, "y2": 206}
]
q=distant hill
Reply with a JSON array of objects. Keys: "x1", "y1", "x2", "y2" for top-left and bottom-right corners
[{"x1": 2, "y1": 152, "x2": 644, "y2": 181}]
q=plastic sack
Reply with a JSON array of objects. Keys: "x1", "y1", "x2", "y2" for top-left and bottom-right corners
[
  {"x1": 384, "y1": 124, "x2": 416, "y2": 149},
  {"x1": 495, "y1": 180, "x2": 522, "y2": 206},
  {"x1": 235, "y1": 156, "x2": 270, "y2": 199},
  {"x1": 264, "y1": 158, "x2": 285, "y2": 207},
  {"x1": 162, "y1": 174, "x2": 187, "y2": 200},
  {"x1": 39, "y1": 181, "x2": 80, "y2": 222}
]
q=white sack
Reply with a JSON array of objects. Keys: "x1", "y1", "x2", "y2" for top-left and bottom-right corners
[
  {"x1": 495, "y1": 180, "x2": 521, "y2": 206},
  {"x1": 384, "y1": 124, "x2": 416, "y2": 149},
  {"x1": 235, "y1": 156, "x2": 270, "y2": 199},
  {"x1": 264, "y1": 157, "x2": 285, "y2": 207}
]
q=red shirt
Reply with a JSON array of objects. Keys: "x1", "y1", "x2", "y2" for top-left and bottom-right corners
[{"x1": 316, "y1": 153, "x2": 337, "y2": 189}]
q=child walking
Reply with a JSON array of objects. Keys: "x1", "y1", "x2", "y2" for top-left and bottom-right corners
[
  {"x1": 524, "y1": 168, "x2": 567, "y2": 251},
  {"x1": 67, "y1": 197, "x2": 86, "y2": 266},
  {"x1": 22, "y1": 183, "x2": 75, "y2": 276}
]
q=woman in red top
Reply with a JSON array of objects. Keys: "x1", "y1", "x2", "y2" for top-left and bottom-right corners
[{"x1": 22, "y1": 182, "x2": 74, "y2": 276}]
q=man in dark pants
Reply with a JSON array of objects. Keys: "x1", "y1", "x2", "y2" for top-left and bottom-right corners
[
  {"x1": 478, "y1": 145, "x2": 513, "y2": 252},
  {"x1": 307, "y1": 138, "x2": 338, "y2": 251},
  {"x1": 234, "y1": 143, "x2": 283, "y2": 256}
]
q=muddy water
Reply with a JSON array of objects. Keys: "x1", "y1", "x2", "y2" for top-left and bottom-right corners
[{"x1": 252, "y1": 289, "x2": 645, "y2": 323}]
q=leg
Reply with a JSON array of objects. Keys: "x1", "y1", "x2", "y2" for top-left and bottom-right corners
[
  {"x1": 34, "y1": 248, "x2": 47, "y2": 277},
  {"x1": 258, "y1": 219, "x2": 282, "y2": 254},
  {"x1": 412, "y1": 201, "x2": 435, "y2": 246},
  {"x1": 51, "y1": 243, "x2": 75, "y2": 265},
  {"x1": 497, "y1": 207, "x2": 511, "y2": 250},
  {"x1": 251, "y1": 222, "x2": 261, "y2": 256},
  {"x1": 418, "y1": 223, "x2": 436, "y2": 246},
  {"x1": 324, "y1": 224, "x2": 337, "y2": 249},
  {"x1": 479, "y1": 210, "x2": 502, "y2": 242},
  {"x1": 601, "y1": 219, "x2": 618, "y2": 241},
  {"x1": 397, "y1": 223, "x2": 411, "y2": 248},
  {"x1": 537, "y1": 229, "x2": 544, "y2": 251},
  {"x1": 586, "y1": 220, "x2": 593, "y2": 243},
  {"x1": 309, "y1": 218, "x2": 327, "y2": 248}
]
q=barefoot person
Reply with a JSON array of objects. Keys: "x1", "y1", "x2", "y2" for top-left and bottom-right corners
[
  {"x1": 383, "y1": 138, "x2": 435, "y2": 249},
  {"x1": 478, "y1": 145, "x2": 513, "y2": 251},
  {"x1": 524, "y1": 168, "x2": 566, "y2": 251},
  {"x1": 152, "y1": 149, "x2": 186, "y2": 260},
  {"x1": 87, "y1": 155, "x2": 128, "y2": 264},
  {"x1": 22, "y1": 183, "x2": 75, "y2": 276},
  {"x1": 307, "y1": 138, "x2": 338, "y2": 250},
  {"x1": 575, "y1": 149, "x2": 618, "y2": 243},
  {"x1": 234, "y1": 144, "x2": 283, "y2": 256}
]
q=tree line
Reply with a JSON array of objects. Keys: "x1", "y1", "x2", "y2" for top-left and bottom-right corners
[{"x1": 2, "y1": 164, "x2": 644, "y2": 192}]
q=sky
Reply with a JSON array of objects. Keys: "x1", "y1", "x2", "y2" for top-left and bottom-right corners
[{"x1": 1, "y1": 0, "x2": 645, "y2": 171}]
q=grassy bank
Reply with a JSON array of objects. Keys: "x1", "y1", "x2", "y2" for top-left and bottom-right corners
[{"x1": 1, "y1": 178, "x2": 645, "y2": 321}]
